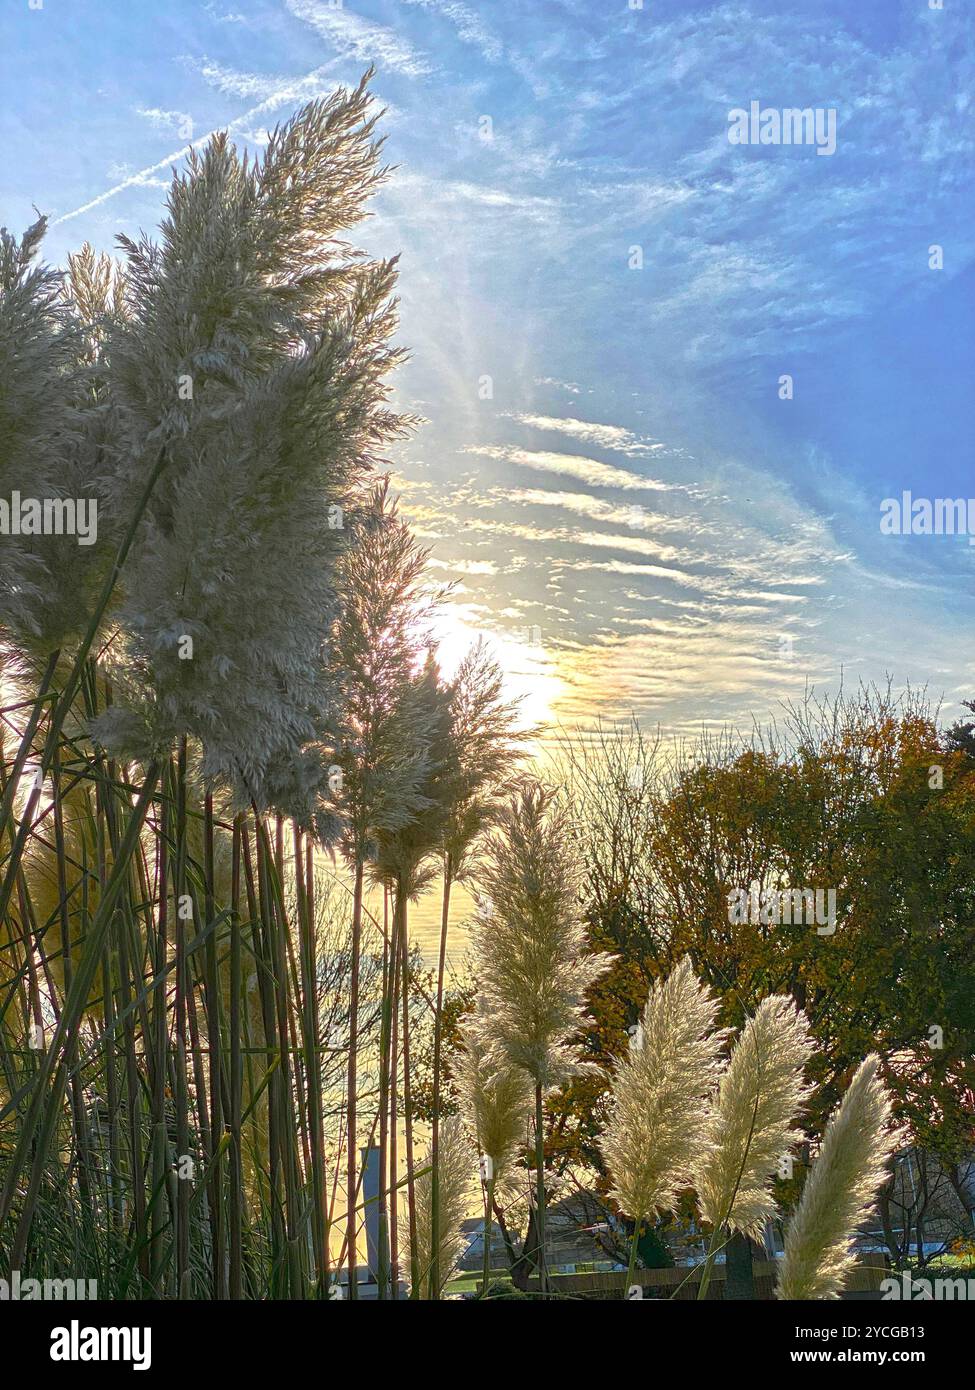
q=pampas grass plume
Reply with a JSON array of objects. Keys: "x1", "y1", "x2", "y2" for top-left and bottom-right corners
[
  {"x1": 695, "y1": 994, "x2": 814, "y2": 1240},
  {"x1": 776, "y1": 1054, "x2": 901, "y2": 1300},
  {"x1": 599, "y1": 957, "x2": 726, "y2": 1222}
]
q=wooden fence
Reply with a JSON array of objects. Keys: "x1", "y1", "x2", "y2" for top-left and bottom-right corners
[{"x1": 526, "y1": 1255, "x2": 890, "y2": 1299}]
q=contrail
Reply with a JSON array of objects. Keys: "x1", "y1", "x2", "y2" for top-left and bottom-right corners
[{"x1": 53, "y1": 64, "x2": 338, "y2": 225}]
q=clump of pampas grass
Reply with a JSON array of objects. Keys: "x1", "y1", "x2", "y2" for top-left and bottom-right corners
[
  {"x1": 587, "y1": 957, "x2": 901, "y2": 1303},
  {"x1": 776, "y1": 1054, "x2": 900, "y2": 1300}
]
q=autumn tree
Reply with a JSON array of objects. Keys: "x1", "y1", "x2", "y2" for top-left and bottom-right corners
[{"x1": 544, "y1": 688, "x2": 975, "y2": 1256}]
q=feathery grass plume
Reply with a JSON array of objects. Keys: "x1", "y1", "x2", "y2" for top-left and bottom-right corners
[
  {"x1": 455, "y1": 1006, "x2": 534, "y2": 1199},
  {"x1": 368, "y1": 649, "x2": 456, "y2": 905},
  {"x1": 455, "y1": 1006, "x2": 534, "y2": 1295},
  {"x1": 439, "y1": 640, "x2": 525, "y2": 888},
  {"x1": 327, "y1": 479, "x2": 437, "y2": 862},
  {"x1": 776, "y1": 1054, "x2": 901, "y2": 1300},
  {"x1": 92, "y1": 76, "x2": 413, "y2": 816},
  {"x1": 599, "y1": 957, "x2": 727, "y2": 1226},
  {"x1": 695, "y1": 995, "x2": 814, "y2": 1241},
  {"x1": 407, "y1": 1114, "x2": 477, "y2": 1300},
  {"x1": 472, "y1": 782, "x2": 614, "y2": 1090},
  {"x1": 472, "y1": 781, "x2": 613, "y2": 1292},
  {"x1": 0, "y1": 220, "x2": 62, "y2": 461},
  {"x1": 0, "y1": 218, "x2": 108, "y2": 658}
]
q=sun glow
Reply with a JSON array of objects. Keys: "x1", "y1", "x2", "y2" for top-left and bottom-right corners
[{"x1": 428, "y1": 599, "x2": 564, "y2": 744}]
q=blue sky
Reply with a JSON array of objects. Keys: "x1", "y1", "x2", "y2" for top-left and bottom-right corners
[{"x1": 3, "y1": 0, "x2": 973, "y2": 739}]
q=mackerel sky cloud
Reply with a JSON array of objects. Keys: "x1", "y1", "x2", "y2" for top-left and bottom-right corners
[{"x1": 4, "y1": 0, "x2": 972, "y2": 738}]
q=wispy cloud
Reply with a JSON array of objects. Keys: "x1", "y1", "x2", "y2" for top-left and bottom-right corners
[
  {"x1": 135, "y1": 106, "x2": 194, "y2": 134},
  {"x1": 284, "y1": 0, "x2": 431, "y2": 78},
  {"x1": 387, "y1": 171, "x2": 560, "y2": 226},
  {"x1": 429, "y1": 557, "x2": 499, "y2": 575},
  {"x1": 401, "y1": 0, "x2": 504, "y2": 64},
  {"x1": 194, "y1": 58, "x2": 297, "y2": 101},
  {"x1": 496, "y1": 488, "x2": 693, "y2": 532},
  {"x1": 463, "y1": 446, "x2": 677, "y2": 492},
  {"x1": 509, "y1": 414, "x2": 666, "y2": 457}
]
